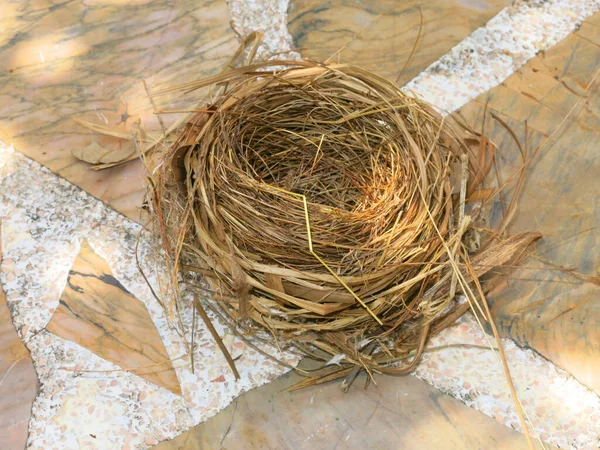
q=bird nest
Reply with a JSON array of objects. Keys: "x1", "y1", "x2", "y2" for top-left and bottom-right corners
[{"x1": 149, "y1": 60, "x2": 540, "y2": 386}]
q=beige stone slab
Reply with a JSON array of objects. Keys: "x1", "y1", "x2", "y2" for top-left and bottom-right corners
[
  {"x1": 0, "y1": 0, "x2": 238, "y2": 222},
  {"x1": 46, "y1": 240, "x2": 181, "y2": 395},
  {"x1": 288, "y1": 0, "x2": 511, "y2": 86},
  {"x1": 153, "y1": 366, "x2": 533, "y2": 450}
]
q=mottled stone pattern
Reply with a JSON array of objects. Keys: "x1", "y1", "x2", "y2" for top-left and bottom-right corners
[
  {"x1": 0, "y1": 0, "x2": 239, "y2": 221},
  {"x1": 458, "y1": 10, "x2": 600, "y2": 396},
  {"x1": 46, "y1": 240, "x2": 181, "y2": 396},
  {"x1": 0, "y1": 143, "x2": 296, "y2": 449},
  {"x1": 287, "y1": 0, "x2": 511, "y2": 86},
  {"x1": 154, "y1": 363, "x2": 534, "y2": 450},
  {"x1": 0, "y1": 221, "x2": 39, "y2": 450}
]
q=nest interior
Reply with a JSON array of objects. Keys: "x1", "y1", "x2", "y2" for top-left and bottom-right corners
[{"x1": 151, "y1": 61, "x2": 540, "y2": 384}]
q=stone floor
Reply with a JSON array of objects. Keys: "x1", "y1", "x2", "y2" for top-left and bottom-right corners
[
  {"x1": 154, "y1": 362, "x2": 537, "y2": 450},
  {"x1": 1, "y1": 0, "x2": 600, "y2": 449}
]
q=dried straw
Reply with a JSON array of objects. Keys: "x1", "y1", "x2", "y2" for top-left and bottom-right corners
[{"x1": 149, "y1": 60, "x2": 540, "y2": 387}]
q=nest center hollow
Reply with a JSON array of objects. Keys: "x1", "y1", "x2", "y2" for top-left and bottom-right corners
[
  {"x1": 229, "y1": 87, "x2": 412, "y2": 214},
  {"x1": 197, "y1": 78, "x2": 453, "y2": 277}
]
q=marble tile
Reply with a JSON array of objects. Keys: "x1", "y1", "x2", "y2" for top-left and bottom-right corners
[
  {"x1": 287, "y1": 0, "x2": 511, "y2": 86},
  {"x1": 154, "y1": 363, "x2": 538, "y2": 450},
  {"x1": 0, "y1": 221, "x2": 39, "y2": 450},
  {"x1": 457, "y1": 12, "x2": 600, "y2": 396},
  {"x1": 46, "y1": 239, "x2": 181, "y2": 396},
  {"x1": 0, "y1": 0, "x2": 239, "y2": 222}
]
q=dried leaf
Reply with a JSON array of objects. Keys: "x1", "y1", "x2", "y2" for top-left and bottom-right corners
[{"x1": 72, "y1": 141, "x2": 136, "y2": 165}]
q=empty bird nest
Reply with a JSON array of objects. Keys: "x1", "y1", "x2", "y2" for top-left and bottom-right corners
[{"x1": 148, "y1": 59, "x2": 540, "y2": 388}]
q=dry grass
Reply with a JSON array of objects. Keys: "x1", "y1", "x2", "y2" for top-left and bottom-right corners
[{"x1": 148, "y1": 60, "x2": 540, "y2": 388}]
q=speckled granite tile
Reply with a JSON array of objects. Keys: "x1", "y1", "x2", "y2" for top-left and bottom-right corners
[
  {"x1": 227, "y1": 0, "x2": 300, "y2": 60},
  {"x1": 0, "y1": 142, "x2": 297, "y2": 449}
]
